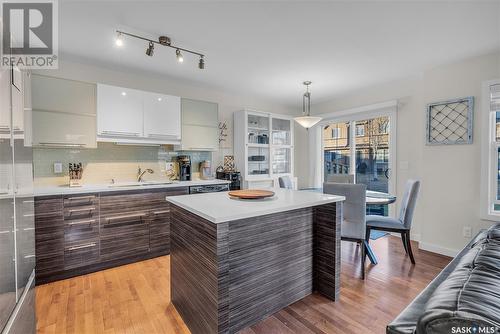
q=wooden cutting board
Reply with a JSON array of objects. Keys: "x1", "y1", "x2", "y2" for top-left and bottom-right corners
[{"x1": 228, "y1": 189, "x2": 275, "y2": 199}]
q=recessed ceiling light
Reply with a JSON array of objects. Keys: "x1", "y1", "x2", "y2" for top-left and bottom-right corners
[
  {"x1": 121, "y1": 92, "x2": 127, "y2": 96},
  {"x1": 157, "y1": 97, "x2": 162, "y2": 101}
]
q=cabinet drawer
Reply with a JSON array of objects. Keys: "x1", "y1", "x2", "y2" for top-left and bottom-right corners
[
  {"x1": 150, "y1": 209, "x2": 170, "y2": 252},
  {"x1": 100, "y1": 224, "x2": 149, "y2": 261},
  {"x1": 64, "y1": 240, "x2": 99, "y2": 269},
  {"x1": 64, "y1": 218, "x2": 99, "y2": 244},
  {"x1": 100, "y1": 192, "x2": 153, "y2": 215}
]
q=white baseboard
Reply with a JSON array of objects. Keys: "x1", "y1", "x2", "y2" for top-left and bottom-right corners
[
  {"x1": 418, "y1": 241, "x2": 460, "y2": 257},
  {"x1": 389, "y1": 232, "x2": 421, "y2": 242}
]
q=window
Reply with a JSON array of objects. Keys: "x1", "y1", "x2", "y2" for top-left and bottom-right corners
[
  {"x1": 355, "y1": 124, "x2": 365, "y2": 137},
  {"x1": 379, "y1": 122, "x2": 389, "y2": 134},
  {"x1": 331, "y1": 127, "x2": 340, "y2": 139},
  {"x1": 482, "y1": 81, "x2": 500, "y2": 220}
]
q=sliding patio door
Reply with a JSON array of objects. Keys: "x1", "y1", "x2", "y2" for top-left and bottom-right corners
[{"x1": 323, "y1": 112, "x2": 395, "y2": 216}]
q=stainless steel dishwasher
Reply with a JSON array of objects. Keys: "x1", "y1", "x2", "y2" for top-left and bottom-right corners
[{"x1": 189, "y1": 184, "x2": 230, "y2": 194}]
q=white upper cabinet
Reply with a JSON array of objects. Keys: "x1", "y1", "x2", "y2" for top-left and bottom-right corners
[
  {"x1": 31, "y1": 75, "x2": 97, "y2": 148},
  {"x1": 97, "y1": 84, "x2": 181, "y2": 144},
  {"x1": 143, "y1": 92, "x2": 181, "y2": 140},
  {"x1": 181, "y1": 98, "x2": 219, "y2": 151},
  {"x1": 97, "y1": 84, "x2": 143, "y2": 138}
]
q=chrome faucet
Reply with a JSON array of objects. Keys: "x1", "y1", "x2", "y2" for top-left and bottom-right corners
[{"x1": 137, "y1": 166, "x2": 154, "y2": 182}]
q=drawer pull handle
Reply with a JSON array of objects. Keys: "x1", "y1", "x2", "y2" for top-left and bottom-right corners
[
  {"x1": 67, "y1": 207, "x2": 95, "y2": 214},
  {"x1": 101, "y1": 130, "x2": 140, "y2": 137},
  {"x1": 38, "y1": 142, "x2": 86, "y2": 147},
  {"x1": 67, "y1": 219, "x2": 95, "y2": 226},
  {"x1": 153, "y1": 210, "x2": 170, "y2": 215},
  {"x1": 67, "y1": 196, "x2": 95, "y2": 201},
  {"x1": 67, "y1": 243, "x2": 96, "y2": 251},
  {"x1": 105, "y1": 213, "x2": 146, "y2": 223},
  {"x1": 24, "y1": 255, "x2": 35, "y2": 259}
]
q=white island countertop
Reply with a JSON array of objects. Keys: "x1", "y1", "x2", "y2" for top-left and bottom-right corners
[
  {"x1": 34, "y1": 179, "x2": 231, "y2": 197},
  {"x1": 166, "y1": 189, "x2": 345, "y2": 223}
]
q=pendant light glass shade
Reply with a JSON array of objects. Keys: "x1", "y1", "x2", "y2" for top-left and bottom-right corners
[
  {"x1": 294, "y1": 115, "x2": 322, "y2": 128},
  {"x1": 294, "y1": 81, "x2": 321, "y2": 129}
]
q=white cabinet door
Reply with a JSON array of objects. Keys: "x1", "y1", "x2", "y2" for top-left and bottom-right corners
[
  {"x1": 31, "y1": 75, "x2": 97, "y2": 148},
  {"x1": 97, "y1": 84, "x2": 143, "y2": 137},
  {"x1": 181, "y1": 125, "x2": 218, "y2": 151},
  {"x1": 181, "y1": 98, "x2": 219, "y2": 150},
  {"x1": 181, "y1": 99, "x2": 218, "y2": 127},
  {"x1": 143, "y1": 92, "x2": 180, "y2": 141},
  {"x1": 32, "y1": 110, "x2": 97, "y2": 148},
  {"x1": 32, "y1": 75, "x2": 95, "y2": 115}
]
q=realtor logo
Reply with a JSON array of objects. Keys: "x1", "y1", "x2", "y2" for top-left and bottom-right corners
[{"x1": 1, "y1": 0, "x2": 58, "y2": 68}]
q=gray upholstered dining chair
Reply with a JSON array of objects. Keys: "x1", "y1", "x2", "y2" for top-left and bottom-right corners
[
  {"x1": 366, "y1": 179, "x2": 420, "y2": 264},
  {"x1": 323, "y1": 182, "x2": 368, "y2": 279},
  {"x1": 326, "y1": 174, "x2": 355, "y2": 184},
  {"x1": 278, "y1": 176, "x2": 293, "y2": 189}
]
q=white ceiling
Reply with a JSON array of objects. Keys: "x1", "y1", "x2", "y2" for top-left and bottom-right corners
[{"x1": 60, "y1": 1, "x2": 500, "y2": 107}]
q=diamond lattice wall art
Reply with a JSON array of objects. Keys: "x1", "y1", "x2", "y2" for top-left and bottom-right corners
[{"x1": 426, "y1": 97, "x2": 474, "y2": 145}]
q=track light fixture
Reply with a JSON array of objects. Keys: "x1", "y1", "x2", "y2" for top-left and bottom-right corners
[
  {"x1": 115, "y1": 30, "x2": 205, "y2": 69},
  {"x1": 146, "y1": 42, "x2": 154, "y2": 57},
  {"x1": 176, "y1": 49, "x2": 184, "y2": 63}
]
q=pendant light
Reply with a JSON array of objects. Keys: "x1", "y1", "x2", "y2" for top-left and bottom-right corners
[{"x1": 294, "y1": 81, "x2": 322, "y2": 129}]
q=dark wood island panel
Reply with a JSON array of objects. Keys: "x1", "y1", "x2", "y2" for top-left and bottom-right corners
[{"x1": 170, "y1": 201, "x2": 341, "y2": 334}]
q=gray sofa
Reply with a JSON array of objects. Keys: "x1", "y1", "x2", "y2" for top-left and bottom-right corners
[{"x1": 387, "y1": 224, "x2": 500, "y2": 334}]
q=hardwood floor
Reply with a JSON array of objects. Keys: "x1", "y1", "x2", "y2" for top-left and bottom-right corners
[{"x1": 36, "y1": 236, "x2": 451, "y2": 334}]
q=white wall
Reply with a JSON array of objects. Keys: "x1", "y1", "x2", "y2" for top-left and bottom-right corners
[
  {"x1": 303, "y1": 51, "x2": 500, "y2": 256},
  {"x1": 34, "y1": 58, "x2": 296, "y2": 168}
]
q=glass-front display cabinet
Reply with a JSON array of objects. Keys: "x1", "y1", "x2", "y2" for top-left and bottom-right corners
[{"x1": 234, "y1": 110, "x2": 294, "y2": 188}]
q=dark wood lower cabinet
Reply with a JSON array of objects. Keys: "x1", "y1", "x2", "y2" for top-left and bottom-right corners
[{"x1": 34, "y1": 187, "x2": 189, "y2": 284}]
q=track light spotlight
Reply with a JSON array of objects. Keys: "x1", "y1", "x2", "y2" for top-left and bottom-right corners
[
  {"x1": 115, "y1": 32, "x2": 124, "y2": 46},
  {"x1": 176, "y1": 49, "x2": 184, "y2": 63},
  {"x1": 198, "y1": 56, "x2": 205, "y2": 69},
  {"x1": 146, "y1": 42, "x2": 154, "y2": 57}
]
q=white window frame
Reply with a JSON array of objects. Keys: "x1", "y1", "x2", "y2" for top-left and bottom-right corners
[{"x1": 480, "y1": 79, "x2": 500, "y2": 221}]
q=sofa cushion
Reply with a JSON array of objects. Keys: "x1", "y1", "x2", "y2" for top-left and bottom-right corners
[{"x1": 415, "y1": 225, "x2": 500, "y2": 334}]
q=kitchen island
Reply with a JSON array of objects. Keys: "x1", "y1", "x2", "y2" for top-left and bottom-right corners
[{"x1": 167, "y1": 189, "x2": 345, "y2": 334}]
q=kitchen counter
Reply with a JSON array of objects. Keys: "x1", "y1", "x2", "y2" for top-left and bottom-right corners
[
  {"x1": 167, "y1": 188, "x2": 344, "y2": 223},
  {"x1": 168, "y1": 189, "x2": 344, "y2": 334},
  {"x1": 34, "y1": 179, "x2": 231, "y2": 197}
]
